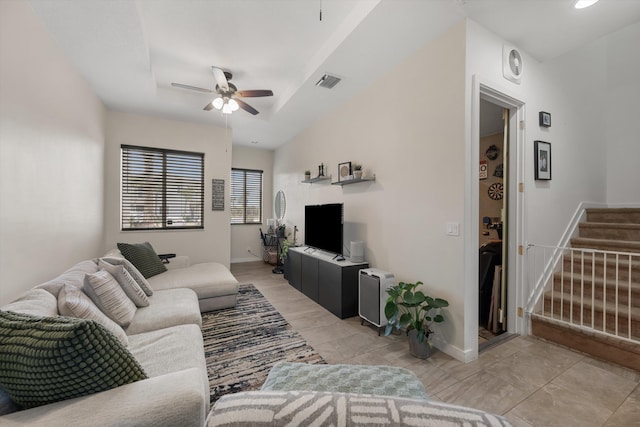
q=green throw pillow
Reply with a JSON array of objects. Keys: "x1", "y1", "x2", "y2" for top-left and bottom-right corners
[
  {"x1": 0, "y1": 311, "x2": 147, "y2": 409},
  {"x1": 117, "y1": 242, "x2": 167, "y2": 279}
]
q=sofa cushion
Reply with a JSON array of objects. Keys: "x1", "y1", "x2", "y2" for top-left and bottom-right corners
[
  {"x1": 98, "y1": 260, "x2": 150, "y2": 307},
  {"x1": 126, "y1": 288, "x2": 201, "y2": 335},
  {"x1": 34, "y1": 260, "x2": 100, "y2": 298},
  {"x1": 0, "y1": 311, "x2": 147, "y2": 409},
  {"x1": 57, "y1": 284, "x2": 128, "y2": 346},
  {"x1": 101, "y1": 256, "x2": 154, "y2": 296},
  {"x1": 83, "y1": 270, "x2": 137, "y2": 328},
  {"x1": 0, "y1": 289, "x2": 58, "y2": 317},
  {"x1": 117, "y1": 241, "x2": 167, "y2": 279},
  {"x1": 206, "y1": 391, "x2": 513, "y2": 427},
  {"x1": 147, "y1": 262, "x2": 239, "y2": 300}
]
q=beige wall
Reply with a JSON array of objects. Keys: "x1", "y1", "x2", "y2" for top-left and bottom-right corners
[
  {"x1": 104, "y1": 111, "x2": 232, "y2": 267},
  {"x1": 0, "y1": 0, "x2": 106, "y2": 304},
  {"x1": 231, "y1": 146, "x2": 274, "y2": 263},
  {"x1": 274, "y1": 22, "x2": 467, "y2": 357}
]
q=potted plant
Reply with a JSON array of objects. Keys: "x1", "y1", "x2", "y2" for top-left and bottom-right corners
[
  {"x1": 352, "y1": 164, "x2": 363, "y2": 179},
  {"x1": 384, "y1": 281, "x2": 449, "y2": 359},
  {"x1": 304, "y1": 170, "x2": 311, "y2": 180}
]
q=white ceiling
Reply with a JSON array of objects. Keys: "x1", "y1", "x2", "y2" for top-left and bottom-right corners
[{"x1": 27, "y1": 0, "x2": 640, "y2": 150}]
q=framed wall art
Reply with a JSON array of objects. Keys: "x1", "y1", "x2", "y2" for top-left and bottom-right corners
[
  {"x1": 539, "y1": 111, "x2": 551, "y2": 128},
  {"x1": 534, "y1": 141, "x2": 551, "y2": 180},
  {"x1": 338, "y1": 161, "x2": 352, "y2": 182},
  {"x1": 212, "y1": 179, "x2": 225, "y2": 210}
]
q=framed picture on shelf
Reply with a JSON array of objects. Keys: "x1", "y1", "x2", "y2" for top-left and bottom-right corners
[
  {"x1": 534, "y1": 140, "x2": 551, "y2": 180},
  {"x1": 338, "y1": 161, "x2": 352, "y2": 182}
]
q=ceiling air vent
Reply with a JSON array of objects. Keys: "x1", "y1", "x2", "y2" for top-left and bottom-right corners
[{"x1": 315, "y1": 73, "x2": 342, "y2": 89}]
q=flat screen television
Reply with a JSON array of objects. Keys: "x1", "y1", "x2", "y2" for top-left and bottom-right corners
[{"x1": 305, "y1": 203, "x2": 343, "y2": 255}]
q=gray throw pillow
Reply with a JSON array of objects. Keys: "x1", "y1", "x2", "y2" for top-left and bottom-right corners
[
  {"x1": 0, "y1": 311, "x2": 147, "y2": 409},
  {"x1": 57, "y1": 284, "x2": 128, "y2": 346},
  {"x1": 83, "y1": 270, "x2": 137, "y2": 328},
  {"x1": 98, "y1": 260, "x2": 149, "y2": 307},
  {"x1": 101, "y1": 256, "x2": 154, "y2": 296},
  {"x1": 117, "y1": 242, "x2": 167, "y2": 279}
]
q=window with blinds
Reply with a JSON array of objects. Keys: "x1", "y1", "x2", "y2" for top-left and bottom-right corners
[
  {"x1": 121, "y1": 145, "x2": 204, "y2": 230},
  {"x1": 230, "y1": 168, "x2": 263, "y2": 224}
]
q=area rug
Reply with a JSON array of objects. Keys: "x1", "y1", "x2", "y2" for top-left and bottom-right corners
[{"x1": 201, "y1": 283, "x2": 325, "y2": 404}]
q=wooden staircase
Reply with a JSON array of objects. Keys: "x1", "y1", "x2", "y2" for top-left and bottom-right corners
[{"x1": 531, "y1": 208, "x2": 640, "y2": 371}]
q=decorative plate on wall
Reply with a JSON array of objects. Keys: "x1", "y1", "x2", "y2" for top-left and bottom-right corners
[
  {"x1": 488, "y1": 182, "x2": 504, "y2": 200},
  {"x1": 486, "y1": 145, "x2": 499, "y2": 160}
]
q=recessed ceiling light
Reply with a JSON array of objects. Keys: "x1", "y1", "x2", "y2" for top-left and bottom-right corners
[{"x1": 574, "y1": 0, "x2": 599, "y2": 9}]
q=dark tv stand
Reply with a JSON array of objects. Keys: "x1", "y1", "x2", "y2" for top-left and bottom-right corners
[{"x1": 286, "y1": 247, "x2": 368, "y2": 319}]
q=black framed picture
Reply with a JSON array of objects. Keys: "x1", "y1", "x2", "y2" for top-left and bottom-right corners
[
  {"x1": 534, "y1": 140, "x2": 551, "y2": 180},
  {"x1": 338, "y1": 161, "x2": 352, "y2": 181},
  {"x1": 539, "y1": 111, "x2": 551, "y2": 128}
]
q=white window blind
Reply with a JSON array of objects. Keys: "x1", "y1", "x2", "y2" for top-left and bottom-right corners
[
  {"x1": 121, "y1": 145, "x2": 204, "y2": 230},
  {"x1": 230, "y1": 168, "x2": 263, "y2": 224}
]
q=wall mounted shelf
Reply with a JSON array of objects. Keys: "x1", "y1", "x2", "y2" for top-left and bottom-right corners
[
  {"x1": 302, "y1": 175, "x2": 331, "y2": 184},
  {"x1": 331, "y1": 175, "x2": 376, "y2": 186}
]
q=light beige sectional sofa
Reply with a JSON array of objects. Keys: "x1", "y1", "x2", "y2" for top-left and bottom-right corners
[{"x1": 0, "y1": 248, "x2": 239, "y2": 426}]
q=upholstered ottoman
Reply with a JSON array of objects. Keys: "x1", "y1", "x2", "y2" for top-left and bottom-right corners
[{"x1": 260, "y1": 362, "x2": 429, "y2": 399}]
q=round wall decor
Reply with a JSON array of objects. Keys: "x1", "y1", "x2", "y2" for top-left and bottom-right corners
[
  {"x1": 488, "y1": 182, "x2": 504, "y2": 200},
  {"x1": 486, "y1": 145, "x2": 499, "y2": 160}
]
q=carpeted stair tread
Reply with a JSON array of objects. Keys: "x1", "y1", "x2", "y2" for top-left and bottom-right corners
[
  {"x1": 553, "y1": 271, "x2": 640, "y2": 290},
  {"x1": 542, "y1": 290, "x2": 640, "y2": 318},
  {"x1": 586, "y1": 208, "x2": 640, "y2": 224},
  {"x1": 579, "y1": 222, "x2": 640, "y2": 241},
  {"x1": 570, "y1": 237, "x2": 640, "y2": 253}
]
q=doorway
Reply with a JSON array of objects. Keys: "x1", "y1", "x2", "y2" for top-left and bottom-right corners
[{"x1": 478, "y1": 99, "x2": 509, "y2": 349}]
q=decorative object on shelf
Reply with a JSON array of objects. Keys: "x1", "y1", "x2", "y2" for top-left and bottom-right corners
[
  {"x1": 493, "y1": 163, "x2": 504, "y2": 178},
  {"x1": 304, "y1": 170, "x2": 311, "y2": 180},
  {"x1": 534, "y1": 140, "x2": 552, "y2": 180},
  {"x1": 338, "y1": 161, "x2": 352, "y2": 182},
  {"x1": 211, "y1": 179, "x2": 225, "y2": 211},
  {"x1": 539, "y1": 111, "x2": 551, "y2": 128},
  {"x1": 352, "y1": 164, "x2": 363, "y2": 179},
  {"x1": 479, "y1": 160, "x2": 488, "y2": 180},
  {"x1": 488, "y1": 182, "x2": 504, "y2": 200},
  {"x1": 485, "y1": 144, "x2": 499, "y2": 160},
  {"x1": 383, "y1": 281, "x2": 449, "y2": 359},
  {"x1": 331, "y1": 174, "x2": 375, "y2": 186},
  {"x1": 318, "y1": 163, "x2": 325, "y2": 177}
]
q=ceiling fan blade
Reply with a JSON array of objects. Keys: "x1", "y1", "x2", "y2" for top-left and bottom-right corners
[
  {"x1": 236, "y1": 89, "x2": 273, "y2": 98},
  {"x1": 211, "y1": 66, "x2": 229, "y2": 92},
  {"x1": 171, "y1": 82, "x2": 214, "y2": 93},
  {"x1": 203, "y1": 101, "x2": 215, "y2": 111},
  {"x1": 236, "y1": 99, "x2": 259, "y2": 115}
]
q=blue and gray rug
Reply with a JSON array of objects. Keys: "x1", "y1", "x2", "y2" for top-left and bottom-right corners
[{"x1": 201, "y1": 284, "x2": 325, "y2": 404}]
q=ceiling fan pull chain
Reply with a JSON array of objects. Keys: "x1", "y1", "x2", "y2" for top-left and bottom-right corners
[{"x1": 319, "y1": 0, "x2": 323, "y2": 21}]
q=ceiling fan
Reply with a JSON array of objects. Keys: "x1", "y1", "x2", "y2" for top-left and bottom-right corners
[{"x1": 171, "y1": 66, "x2": 273, "y2": 115}]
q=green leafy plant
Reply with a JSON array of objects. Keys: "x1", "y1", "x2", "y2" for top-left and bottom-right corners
[
  {"x1": 304, "y1": 170, "x2": 311, "y2": 175},
  {"x1": 384, "y1": 281, "x2": 449, "y2": 343},
  {"x1": 352, "y1": 164, "x2": 362, "y2": 171},
  {"x1": 279, "y1": 238, "x2": 293, "y2": 259}
]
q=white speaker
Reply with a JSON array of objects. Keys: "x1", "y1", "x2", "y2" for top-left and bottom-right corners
[
  {"x1": 359, "y1": 268, "x2": 395, "y2": 329},
  {"x1": 350, "y1": 241, "x2": 364, "y2": 262}
]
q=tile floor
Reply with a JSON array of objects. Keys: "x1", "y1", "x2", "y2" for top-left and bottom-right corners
[{"x1": 231, "y1": 261, "x2": 640, "y2": 426}]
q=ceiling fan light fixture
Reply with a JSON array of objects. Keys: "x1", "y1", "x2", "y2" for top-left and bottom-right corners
[
  {"x1": 212, "y1": 97, "x2": 224, "y2": 110},
  {"x1": 228, "y1": 98, "x2": 239, "y2": 112},
  {"x1": 222, "y1": 103, "x2": 233, "y2": 114},
  {"x1": 573, "y1": 0, "x2": 599, "y2": 9}
]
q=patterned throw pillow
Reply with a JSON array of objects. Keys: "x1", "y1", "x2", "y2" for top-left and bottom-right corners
[
  {"x1": 207, "y1": 391, "x2": 513, "y2": 427},
  {"x1": 83, "y1": 270, "x2": 137, "y2": 327},
  {"x1": 0, "y1": 311, "x2": 147, "y2": 409},
  {"x1": 57, "y1": 284, "x2": 128, "y2": 346},
  {"x1": 101, "y1": 256, "x2": 154, "y2": 296},
  {"x1": 117, "y1": 242, "x2": 167, "y2": 279},
  {"x1": 98, "y1": 260, "x2": 149, "y2": 307}
]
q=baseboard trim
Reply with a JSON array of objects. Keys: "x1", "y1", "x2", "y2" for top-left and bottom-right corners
[{"x1": 231, "y1": 257, "x2": 262, "y2": 264}]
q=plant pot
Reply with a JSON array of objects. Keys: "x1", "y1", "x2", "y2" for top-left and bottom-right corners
[
  {"x1": 353, "y1": 170, "x2": 363, "y2": 179},
  {"x1": 304, "y1": 174, "x2": 311, "y2": 181},
  {"x1": 408, "y1": 329, "x2": 432, "y2": 359}
]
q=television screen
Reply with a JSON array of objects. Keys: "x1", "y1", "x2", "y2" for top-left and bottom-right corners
[{"x1": 305, "y1": 203, "x2": 343, "y2": 255}]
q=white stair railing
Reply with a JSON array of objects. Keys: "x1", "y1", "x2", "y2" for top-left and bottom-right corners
[{"x1": 526, "y1": 243, "x2": 639, "y2": 343}]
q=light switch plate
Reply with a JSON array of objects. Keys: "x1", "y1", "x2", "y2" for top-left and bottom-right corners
[{"x1": 446, "y1": 222, "x2": 460, "y2": 236}]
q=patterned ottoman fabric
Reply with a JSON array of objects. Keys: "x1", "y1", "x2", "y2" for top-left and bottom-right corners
[
  {"x1": 261, "y1": 362, "x2": 429, "y2": 400},
  {"x1": 206, "y1": 390, "x2": 513, "y2": 427}
]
